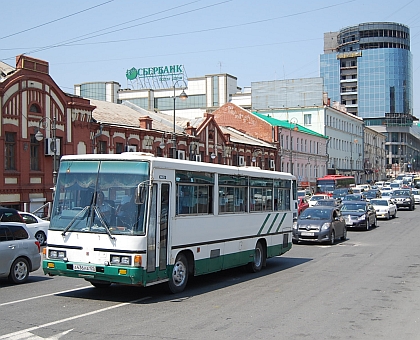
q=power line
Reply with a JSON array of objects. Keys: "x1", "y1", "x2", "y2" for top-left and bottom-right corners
[
  {"x1": 0, "y1": 0, "x2": 115, "y2": 40},
  {"x1": 3, "y1": 0, "x2": 353, "y2": 57}
]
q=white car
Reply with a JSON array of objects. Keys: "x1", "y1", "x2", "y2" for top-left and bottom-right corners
[
  {"x1": 370, "y1": 198, "x2": 397, "y2": 220},
  {"x1": 308, "y1": 194, "x2": 330, "y2": 207},
  {"x1": 411, "y1": 189, "x2": 420, "y2": 204},
  {"x1": 18, "y1": 212, "x2": 49, "y2": 245}
]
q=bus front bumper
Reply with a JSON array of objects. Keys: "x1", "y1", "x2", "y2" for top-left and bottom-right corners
[{"x1": 43, "y1": 259, "x2": 145, "y2": 285}]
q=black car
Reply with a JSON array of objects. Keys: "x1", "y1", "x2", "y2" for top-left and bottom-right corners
[
  {"x1": 364, "y1": 190, "x2": 381, "y2": 202},
  {"x1": 314, "y1": 199, "x2": 342, "y2": 207},
  {"x1": 292, "y1": 206, "x2": 347, "y2": 245},
  {"x1": 391, "y1": 189, "x2": 415, "y2": 210},
  {"x1": 332, "y1": 188, "x2": 353, "y2": 202},
  {"x1": 340, "y1": 200, "x2": 377, "y2": 230},
  {"x1": 0, "y1": 207, "x2": 24, "y2": 223}
]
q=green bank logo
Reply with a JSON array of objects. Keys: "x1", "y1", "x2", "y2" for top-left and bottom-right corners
[
  {"x1": 126, "y1": 68, "x2": 138, "y2": 80},
  {"x1": 126, "y1": 65, "x2": 184, "y2": 80}
]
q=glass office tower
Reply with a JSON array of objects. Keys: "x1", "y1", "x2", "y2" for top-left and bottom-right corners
[{"x1": 320, "y1": 22, "x2": 412, "y2": 119}]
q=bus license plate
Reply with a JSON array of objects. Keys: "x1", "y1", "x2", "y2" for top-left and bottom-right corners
[
  {"x1": 73, "y1": 264, "x2": 96, "y2": 272},
  {"x1": 301, "y1": 232, "x2": 314, "y2": 236}
]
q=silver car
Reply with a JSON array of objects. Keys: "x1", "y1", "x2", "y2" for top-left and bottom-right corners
[{"x1": 0, "y1": 222, "x2": 41, "y2": 284}]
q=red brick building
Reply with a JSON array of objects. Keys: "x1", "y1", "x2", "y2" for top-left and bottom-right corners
[{"x1": 0, "y1": 56, "x2": 273, "y2": 213}]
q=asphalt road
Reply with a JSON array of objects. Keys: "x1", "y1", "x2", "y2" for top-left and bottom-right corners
[{"x1": 1, "y1": 207, "x2": 420, "y2": 339}]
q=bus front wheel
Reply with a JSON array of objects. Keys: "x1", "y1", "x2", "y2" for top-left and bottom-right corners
[
  {"x1": 168, "y1": 253, "x2": 189, "y2": 293},
  {"x1": 247, "y1": 241, "x2": 264, "y2": 273}
]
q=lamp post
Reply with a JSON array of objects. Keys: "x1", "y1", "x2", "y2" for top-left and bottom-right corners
[
  {"x1": 35, "y1": 115, "x2": 58, "y2": 186},
  {"x1": 289, "y1": 118, "x2": 298, "y2": 175},
  {"x1": 172, "y1": 80, "x2": 188, "y2": 159}
]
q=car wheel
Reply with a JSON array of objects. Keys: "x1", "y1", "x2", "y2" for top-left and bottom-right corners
[
  {"x1": 35, "y1": 231, "x2": 46, "y2": 245},
  {"x1": 372, "y1": 217, "x2": 377, "y2": 228},
  {"x1": 8, "y1": 257, "x2": 29, "y2": 284},
  {"x1": 393, "y1": 210, "x2": 397, "y2": 218},
  {"x1": 340, "y1": 226, "x2": 347, "y2": 241},
  {"x1": 329, "y1": 230, "x2": 335, "y2": 245},
  {"x1": 168, "y1": 253, "x2": 189, "y2": 293},
  {"x1": 386, "y1": 212, "x2": 390, "y2": 220}
]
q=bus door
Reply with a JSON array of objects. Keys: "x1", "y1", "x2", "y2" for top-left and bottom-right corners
[{"x1": 146, "y1": 182, "x2": 171, "y2": 275}]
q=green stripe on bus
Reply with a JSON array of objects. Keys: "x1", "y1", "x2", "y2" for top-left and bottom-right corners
[
  {"x1": 275, "y1": 213, "x2": 287, "y2": 233},
  {"x1": 257, "y1": 214, "x2": 271, "y2": 235},
  {"x1": 266, "y1": 213, "x2": 279, "y2": 234}
]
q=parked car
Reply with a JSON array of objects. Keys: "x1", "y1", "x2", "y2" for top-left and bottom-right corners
[
  {"x1": 292, "y1": 206, "x2": 347, "y2": 245},
  {"x1": 298, "y1": 197, "x2": 310, "y2": 215},
  {"x1": 370, "y1": 198, "x2": 397, "y2": 219},
  {"x1": 0, "y1": 222, "x2": 41, "y2": 284},
  {"x1": 340, "y1": 200, "x2": 377, "y2": 230},
  {"x1": 314, "y1": 198, "x2": 342, "y2": 207},
  {"x1": 411, "y1": 189, "x2": 420, "y2": 204},
  {"x1": 308, "y1": 194, "x2": 330, "y2": 207},
  {"x1": 391, "y1": 189, "x2": 415, "y2": 210},
  {"x1": 18, "y1": 211, "x2": 49, "y2": 245}
]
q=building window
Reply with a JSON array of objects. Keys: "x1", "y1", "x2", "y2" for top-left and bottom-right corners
[
  {"x1": 29, "y1": 104, "x2": 41, "y2": 113},
  {"x1": 115, "y1": 142, "x2": 124, "y2": 154},
  {"x1": 30, "y1": 134, "x2": 40, "y2": 171},
  {"x1": 98, "y1": 141, "x2": 107, "y2": 154},
  {"x1": 5, "y1": 132, "x2": 16, "y2": 170}
]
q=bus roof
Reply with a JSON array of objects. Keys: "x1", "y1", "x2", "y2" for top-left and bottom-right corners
[{"x1": 60, "y1": 153, "x2": 297, "y2": 180}]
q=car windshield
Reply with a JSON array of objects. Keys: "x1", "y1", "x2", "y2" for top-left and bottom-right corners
[
  {"x1": 310, "y1": 196, "x2": 325, "y2": 201},
  {"x1": 371, "y1": 199, "x2": 388, "y2": 206},
  {"x1": 412, "y1": 190, "x2": 419, "y2": 195},
  {"x1": 299, "y1": 209, "x2": 331, "y2": 220},
  {"x1": 341, "y1": 203, "x2": 366, "y2": 212},
  {"x1": 315, "y1": 200, "x2": 334, "y2": 206},
  {"x1": 393, "y1": 190, "x2": 408, "y2": 196}
]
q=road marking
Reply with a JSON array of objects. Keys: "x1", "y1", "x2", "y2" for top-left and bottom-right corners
[
  {"x1": 0, "y1": 286, "x2": 91, "y2": 307},
  {"x1": 1, "y1": 329, "x2": 72, "y2": 339},
  {"x1": 0, "y1": 296, "x2": 150, "y2": 339}
]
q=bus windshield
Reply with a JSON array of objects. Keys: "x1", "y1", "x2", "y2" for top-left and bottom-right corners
[
  {"x1": 316, "y1": 180, "x2": 335, "y2": 194},
  {"x1": 50, "y1": 160, "x2": 149, "y2": 236}
]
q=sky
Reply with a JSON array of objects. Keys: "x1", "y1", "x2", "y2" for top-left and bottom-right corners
[{"x1": 1, "y1": 0, "x2": 420, "y2": 115}]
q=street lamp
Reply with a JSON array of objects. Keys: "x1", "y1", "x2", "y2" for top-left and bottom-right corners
[
  {"x1": 172, "y1": 80, "x2": 188, "y2": 159},
  {"x1": 289, "y1": 118, "x2": 298, "y2": 175},
  {"x1": 35, "y1": 115, "x2": 58, "y2": 186}
]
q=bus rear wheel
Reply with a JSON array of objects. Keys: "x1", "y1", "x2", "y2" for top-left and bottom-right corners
[
  {"x1": 168, "y1": 253, "x2": 189, "y2": 294},
  {"x1": 247, "y1": 241, "x2": 264, "y2": 273}
]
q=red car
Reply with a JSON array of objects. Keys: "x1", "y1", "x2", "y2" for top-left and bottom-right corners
[{"x1": 298, "y1": 197, "x2": 310, "y2": 215}]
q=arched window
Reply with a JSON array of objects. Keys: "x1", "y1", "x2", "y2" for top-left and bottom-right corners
[{"x1": 29, "y1": 104, "x2": 41, "y2": 113}]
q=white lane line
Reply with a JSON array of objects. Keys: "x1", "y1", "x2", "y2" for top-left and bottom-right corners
[
  {"x1": 0, "y1": 286, "x2": 91, "y2": 307},
  {"x1": 0, "y1": 296, "x2": 150, "y2": 339}
]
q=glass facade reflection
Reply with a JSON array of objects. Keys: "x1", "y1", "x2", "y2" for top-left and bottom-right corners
[{"x1": 320, "y1": 22, "x2": 412, "y2": 119}]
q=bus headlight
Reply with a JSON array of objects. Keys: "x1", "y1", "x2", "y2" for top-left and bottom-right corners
[
  {"x1": 49, "y1": 250, "x2": 67, "y2": 259},
  {"x1": 110, "y1": 255, "x2": 132, "y2": 265}
]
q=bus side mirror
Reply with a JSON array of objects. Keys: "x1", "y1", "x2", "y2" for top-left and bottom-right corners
[{"x1": 135, "y1": 182, "x2": 149, "y2": 204}]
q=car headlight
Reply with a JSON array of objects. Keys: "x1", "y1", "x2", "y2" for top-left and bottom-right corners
[
  {"x1": 404, "y1": 198, "x2": 411, "y2": 202},
  {"x1": 357, "y1": 215, "x2": 366, "y2": 221},
  {"x1": 321, "y1": 222, "x2": 331, "y2": 230},
  {"x1": 293, "y1": 221, "x2": 298, "y2": 230}
]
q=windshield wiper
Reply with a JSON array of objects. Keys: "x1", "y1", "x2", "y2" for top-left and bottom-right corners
[
  {"x1": 62, "y1": 206, "x2": 90, "y2": 236},
  {"x1": 93, "y1": 206, "x2": 116, "y2": 240}
]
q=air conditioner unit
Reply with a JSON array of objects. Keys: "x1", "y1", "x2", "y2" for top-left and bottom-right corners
[
  {"x1": 125, "y1": 145, "x2": 136, "y2": 152},
  {"x1": 45, "y1": 138, "x2": 60, "y2": 156},
  {"x1": 195, "y1": 154, "x2": 202, "y2": 162},
  {"x1": 269, "y1": 159, "x2": 275, "y2": 169},
  {"x1": 238, "y1": 156, "x2": 245, "y2": 166},
  {"x1": 178, "y1": 150, "x2": 185, "y2": 160}
]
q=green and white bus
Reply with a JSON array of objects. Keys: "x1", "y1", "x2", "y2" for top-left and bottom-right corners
[{"x1": 43, "y1": 153, "x2": 296, "y2": 293}]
